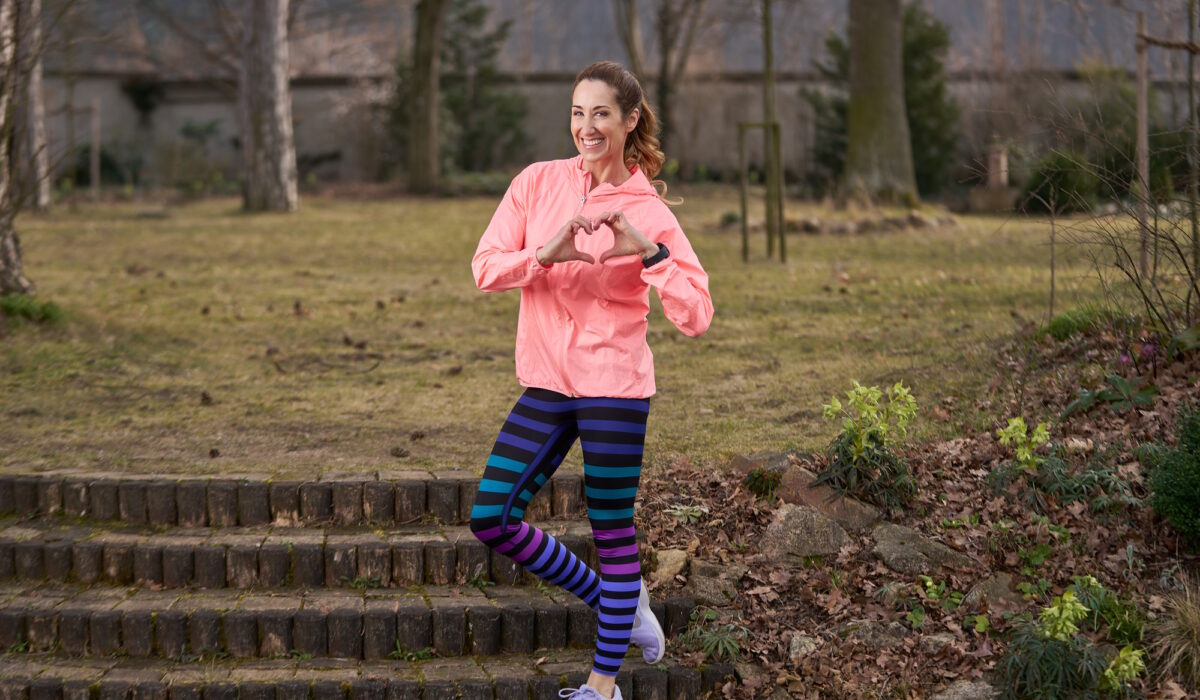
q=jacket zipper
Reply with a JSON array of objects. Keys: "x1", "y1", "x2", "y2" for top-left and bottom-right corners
[{"x1": 563, "y1": 171, "x2": 591, "y2": 399}]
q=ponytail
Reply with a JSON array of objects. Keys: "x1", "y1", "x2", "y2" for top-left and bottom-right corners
[{"x1": 574, "y1": 61, "x2": 680, "y2": 205}]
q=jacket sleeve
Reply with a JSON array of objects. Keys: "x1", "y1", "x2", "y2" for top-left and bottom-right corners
[
  {"x1": 472, "y1": 167, "x2": 552, "y2": 293},
  {"x1": 640, "y1": 220, "x2": 714, "y2": 337}
]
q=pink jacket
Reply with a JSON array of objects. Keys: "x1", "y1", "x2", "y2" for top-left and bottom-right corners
[{"x1": 472, "y1": 156, "x2": 713, "y2": 398}]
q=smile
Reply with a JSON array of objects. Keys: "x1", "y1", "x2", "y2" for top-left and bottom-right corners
[{"x1": 582, "y1": 137, "x2": 604, "y2": 148}]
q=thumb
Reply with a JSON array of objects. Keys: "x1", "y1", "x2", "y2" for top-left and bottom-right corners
[{"x1": 574, "y1": 251, "x2": 596, "y2": 264}]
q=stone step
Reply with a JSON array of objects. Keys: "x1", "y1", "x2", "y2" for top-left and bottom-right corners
[
  {"x1": 0, "y1": 583, "x2": 695, "y2": 663},
  {"x1": 0, "y1": 472, "x2": 584, "y2": 529},
  {"x1": 0, "y1": 520, "x2": 619, "y2": 590},
  {"x1": 0, "y1": 651, "x2": 737, "y2": 700}
]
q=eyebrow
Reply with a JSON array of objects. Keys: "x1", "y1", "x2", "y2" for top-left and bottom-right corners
[{"x1": 572, "y1": 104, "x2": 613, "y2": 110}]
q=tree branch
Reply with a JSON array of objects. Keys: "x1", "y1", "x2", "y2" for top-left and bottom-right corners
[
  {"x1": 139, "y1": 0, "x2": 237, "y2": 75},
  {"x1": 611, "y1": 0, "x2": 646, "y2": 79}
]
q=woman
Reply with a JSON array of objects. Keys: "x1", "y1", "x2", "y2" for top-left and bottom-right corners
[{"x1": 469, "y1": 60, "x2": 713, "y2": 700}]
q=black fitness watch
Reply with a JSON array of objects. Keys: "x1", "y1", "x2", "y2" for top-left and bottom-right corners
[{"x1": 642, "y1": 243, "x2": 670, "y2": 268}]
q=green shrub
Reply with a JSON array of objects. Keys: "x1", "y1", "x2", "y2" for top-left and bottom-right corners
[
  {"x1": 1148, "y1": 402, "x2": 1200, "y2": 549},
  {"x1": 0, "y1": 294, "x2": 64, "y2": 325},
  {"x1": 989, "y1": 442, "x2": 1140, "y2": 516},
  {"x1": 677, "y1": 608, "x2": 747, "y2": 663},
  {"x1": 1020, "y1": 150, "x2": 1099, "y2": 214},
  {"x1": 1042, "y1": 304, "x2": 1127, "y2": 341},
  {"x1": 999, "y1": 589, "x2": 1145, "y2": 699},
  {"x1": 743, "y1": 468, "x2": 782, "y2": 501},
  {"x1": 815, "y1": 381, "x2": 918, "y2": 510}
]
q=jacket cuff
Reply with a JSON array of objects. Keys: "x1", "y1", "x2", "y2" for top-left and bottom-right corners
[{"x1": 531, "y1": 247, "x2": 553, "y2": 272}]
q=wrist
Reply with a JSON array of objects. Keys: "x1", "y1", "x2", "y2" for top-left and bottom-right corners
[
  {"x1": 639, "y1": 242, "x2": 659, "y2": 260},
  {"x1": 535, "y1": 247, "x2": 551, "y2": 267}
]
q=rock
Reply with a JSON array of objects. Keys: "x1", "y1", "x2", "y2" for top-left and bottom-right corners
[
  {"x1": 920, "y1": 632, "x2": 957, "y2": 653},
  {"x1": 729, "y1": 450, "x2": 807, "y2": 478},
  {"x1": 961, "y1": 572, "x2": 1024, "y2": 615},
  {"x1": 929, "y1": 680, "x2": 997, "y2": 700},
  {"x1": 837, "y1": 620, "x2": 907, "y2": 651},
  {"x1": 690, "y1": 560, "x2": 747, "y2": 581},
  {"x1": 799, "y1": 217, "x2": 822, "y2": 234},
  {"x1": 759, "y1": 505, "x2": 848, "y2": 563},
  {"x1": 936, "y1": 215, "x2": 959, "y2": 228},
  {"x1": 871, "y1": 523, "x2": 973, "y2": 575},
  {"x1": 684, "y1": 575, "x2": 737, "y2": 607},
  {"x1": 882, "y1": 215, "x2": 909, "y2": 231},
  {"x1": 826, "y1": 220, "x2": 857, "y2": 235},
  {"x1": 777, "y1": 466, "x2": 880, "y2": 532},
  {"x1": 856, "y1": 218, "x2": 879, "y2": 233},
  {"x1": 788, "y1": 634, "x2": 818, "y2": 664},
  {"x1": 649, "y1": 549, "x2": 687, "y2": 588}
]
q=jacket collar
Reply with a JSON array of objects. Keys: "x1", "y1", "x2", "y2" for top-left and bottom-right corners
[{"x1": 571, "y1": 155, "x2": 657, "y2": 199}]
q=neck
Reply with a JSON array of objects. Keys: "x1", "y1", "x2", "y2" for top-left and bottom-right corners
[{"x1": 584, "y1": 156, "x2": 632, "y2": 190}]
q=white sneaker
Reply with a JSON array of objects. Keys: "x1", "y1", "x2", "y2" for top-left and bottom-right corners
[
  {"x1": 558, "y1": 685, "x2": 623, "y2": 700},
  {"x1": 628, "y1": 579, "x2": 666, "y2": 663}
]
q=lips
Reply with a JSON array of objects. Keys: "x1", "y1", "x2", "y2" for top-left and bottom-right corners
[{"x1": 582, "y1": 137, "x2": 604, "y2": 149}]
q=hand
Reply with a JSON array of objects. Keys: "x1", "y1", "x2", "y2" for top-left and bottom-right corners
[
  {"x1": 536, "y1": 215, "x2": 596, "y2": 265},
  {"x1": 593, "y1": 211, "x2": 658, "y2": 264}
]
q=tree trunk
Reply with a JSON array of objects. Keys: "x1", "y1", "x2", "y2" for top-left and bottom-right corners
[
  {"x1": 1, "y1": 0, "x2": 34, "y2": 295},
  {"x1": 845, "y1": 0, "x2": 916, "y2": 204},
  {"x1": 409, "y1": 0, "x2": 449, "y2": 194},
  {"x1": 20, "y1": 0, "x2": 49, "y2": 211},
  {"x1": 237, "y1": 0, "x2": 298, "y2": 212}
]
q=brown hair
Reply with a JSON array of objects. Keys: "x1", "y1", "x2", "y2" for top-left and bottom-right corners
[{"x1": 573, "y1": 61, "x2": 677, "y2": 203}]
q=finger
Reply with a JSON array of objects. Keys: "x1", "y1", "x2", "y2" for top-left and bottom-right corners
[
  {"x1": 598, "y1": 247, "x2": 618, "y2": 264},
  {"x1": 573, "y1": 251, "x2": 596, "y2": 264},
  {"x1": 573, "y1": 217, "x2": 593, "y2": 235}
]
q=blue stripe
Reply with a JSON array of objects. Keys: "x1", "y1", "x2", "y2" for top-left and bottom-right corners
[
  {"x1": 497, "y1": 431, "x2": 542, "y2": 452},
  {"x1": 486, "y1": 454, "x2": 527, "y2": 473},
  {"x1": 471, "y1": 504, "x2": 505, "y2": 518},
  {"x1": 580, "y1": 440, "x2": 645, "y2": 456},
  {"x1": 578, "y1": 419, "x2": 646, "y2": 434},
  {"x1": 584, "y1": 465, "x2": 642, "y2": 478},
  {"x1": 519, "y1": 489, "x2": 534, "y2": 503},
  {"x1": 586, "y1": 486, "x2": 639, "y2": 499},
  {"x1": 478, "y1": 479, "x2": 514, "y2": 494},
  {"x1": 533, "y1": 473, "x2": 547, "y2": 487},
  {"x1": 505, "y1": 411, "x2": 556, "y2": 433},
  {"x1": 534, "y1": 541, "x2": 564, "y2": 572},
  {"x1": 589, "y1": 508, "x2": 635, "y2": 520}
]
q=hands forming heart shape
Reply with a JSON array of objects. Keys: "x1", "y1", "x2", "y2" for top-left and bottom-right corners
[{"x1": 535, "y1": 211, "x2": 659, "y2": 267}]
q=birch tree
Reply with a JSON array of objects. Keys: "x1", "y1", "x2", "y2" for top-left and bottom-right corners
[
  {"x1": 408, "y1": 0, "x2": 449, "y2": 193},
  {"x1": 20, "y1": 0, "x2": 50, "y2": 211},
  {"x1": 845, "y1": 0, "x2": 916, "y2": 203},
  {"x1": 1, "y1": 0, "x2": 35, "y2": 294}
]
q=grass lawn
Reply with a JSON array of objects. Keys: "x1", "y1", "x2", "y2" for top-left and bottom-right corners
[{"x1": 1, "y1": 186, "x2": 1101, "y2": 477}]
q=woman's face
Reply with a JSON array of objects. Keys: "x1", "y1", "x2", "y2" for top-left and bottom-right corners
[{"x1": 571, "y1": 79, "x2": 639, "y2": 171}]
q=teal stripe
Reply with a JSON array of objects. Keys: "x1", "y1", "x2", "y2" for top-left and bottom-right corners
[
  {"x1": 487, "y1": 454, "x2": 527, "y2": 474},
  {"x1": 588, "y1": 508, "x2": 635, "y2": 520},
  {"x1": 478, "y1": 479, "x2": 513, "y2": 494},
  {"x1": 585, "y1": 486, "x2": 639, "y2": 499},
  {"x1": 533, "y1": 474, "x2": 548, "y2": 487},
  {"x1": 584, "y1": 465, "x2": 642, "y2": 478},
  {"x1": 509, "y1": 506, "x2": 525, "y2": 518},
  {"x1": 471, "y1": 504, "x2": 506, "y2": 518},
  {"x1": 519, "y1": 489, "x2": 534, "y2": 503}
]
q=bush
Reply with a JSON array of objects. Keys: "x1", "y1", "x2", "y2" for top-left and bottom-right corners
[
  {"x1": 1041, "y1": 304, "x2": 1129, "y2": 341},
  {"x1": 998, "y1": 589, "x2": 1146, "y2": 699},
  {"x1": 1020, "y1": 150, "x2": 1099, "y2": 214},
  {"x1": 0, "y1": 294, "x2": 63, "y2": 325},
  {"x1": 743, "y1": 468, "x2": 782, "y2": 501},
  {"x1": 815, "y1": 381, "x2": 918, "y2": 510},
  {"x1": 1148, "y1": 402, "x2": 1200, "y2": 549}
]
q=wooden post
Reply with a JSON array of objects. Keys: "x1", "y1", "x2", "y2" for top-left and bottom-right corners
[
  {"x1": 773, "y1": 122, "x2": 785, "y2": 262},
  {"x1": 1136, "y1": 12, "x2": 1150, "y2": 278},
  {"x1": 739, "y1": 124, "x2": 749, "y2": 263},
  {"x1": 90, "y1": 96, "x2": 100, "y2": 202},
  {"x1": 761, "y1": 0, "x2": 780, "y2": 260},
  {"x1": 1191, "y1": 0, "x2": 1199, "y2": 280}
]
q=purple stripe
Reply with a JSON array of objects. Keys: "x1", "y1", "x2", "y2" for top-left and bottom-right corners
[
  {"x1": 596, "y1": 543, "x2": 639, "y2": 558},
  {"x1": 496, "y1": 431, "x2": 541, "y2": 452},
  {"x1": 494, "y1": 521, "x2": 528, "y2": 554},
  {"x1": 597, "y1": 612, "x2": 637, "y2": 627},
  {"x1": 595, "y1": 639, "x2": 634, "y2": 653},
  {"x1": 505, "y1": 411, "x2": 556, "y2": 433},
  {"x1": 515, "y1": 527, "x2": 545, "y2": 562},
  {"x1": 600, "y1": 561, "x2": 642, "y2": 576},
  {"x1": 594, "y1": 527, "x2": 636, "y2": 540},
  {"x1": 598, "y1": 579, "x2": 641, "y2": 593},
  {"x1": 474, "y1": 526, "x2": 503, "y2": 541}
]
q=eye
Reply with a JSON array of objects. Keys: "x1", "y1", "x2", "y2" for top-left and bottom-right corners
[{"x1": 572, "y1": 110, "x2": 584, "y2": 118}]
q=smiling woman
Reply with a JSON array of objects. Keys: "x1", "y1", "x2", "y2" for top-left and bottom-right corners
[{"x1": 468, "y1": 60, "x2": 713, "y2": 700}]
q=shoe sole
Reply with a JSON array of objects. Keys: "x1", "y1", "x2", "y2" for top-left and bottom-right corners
[{"x1": 636, "y1": 583, "x2": 666, "y2": 664}]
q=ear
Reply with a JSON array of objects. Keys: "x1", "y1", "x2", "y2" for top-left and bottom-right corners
[{"x1": 625, "y1": 107, "x2": 640, "y2": 134}]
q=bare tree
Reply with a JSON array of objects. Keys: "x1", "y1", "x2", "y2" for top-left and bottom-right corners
[
  {"x1": 1, "y1": 0, "x2": 35, "y2": 294},
  {"x1": 408, "y1": 0, "x2": 449, "y2": 194},
  {"x1": 611, "y1": 0, "x2": 706, "y2": 156},
  {"x1": 845, "y1": 0, "x2": 916, "y2": 204},
  {"x1": 141, "y1": 0, "x2": 298, "y2": 211}
]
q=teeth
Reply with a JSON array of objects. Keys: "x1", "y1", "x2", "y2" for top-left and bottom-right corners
[{"x1": 583, "y1": 138, "x2": 602, "y2": 146}]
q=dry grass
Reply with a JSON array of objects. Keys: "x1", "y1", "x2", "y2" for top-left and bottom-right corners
[
  {"x1": 0, "y1": 186, "x2": 1101, "y2": 478},
  {"x1": 1151, "y1": 573, "x2": 1200, "y2": 691}
]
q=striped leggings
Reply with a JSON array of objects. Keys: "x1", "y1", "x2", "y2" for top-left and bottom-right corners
[{"x1": 469, "y1": 388, "x2": 648, "y2": 677}]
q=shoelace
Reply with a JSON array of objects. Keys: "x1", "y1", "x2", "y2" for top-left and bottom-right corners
[{"x1": 558, "y1": 688, "x2": 600, "y2": 699}]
